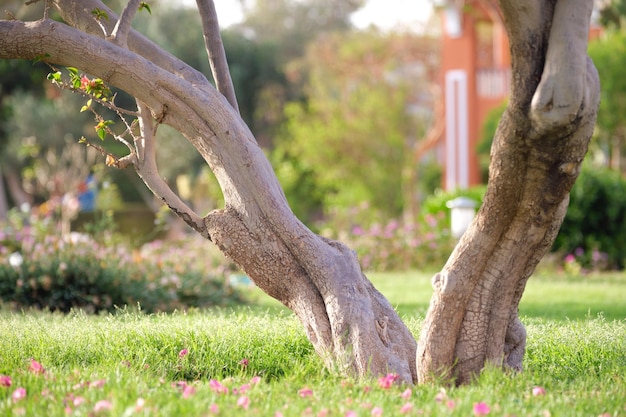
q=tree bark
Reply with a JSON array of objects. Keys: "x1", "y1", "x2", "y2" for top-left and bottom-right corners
[
  {"x1": 0, "y1": 0, "x2": 599, "y2": 385},
  {"x1": 416, "y1": 0, "x2": 600, "y2": 384},
  {"x1": 0, "y1": 2, "x2": 416, "y2": 382}
]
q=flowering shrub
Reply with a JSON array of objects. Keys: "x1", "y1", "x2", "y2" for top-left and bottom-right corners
[
  {"x1": 321, "y1": 210, "x2": 455, "y2": 271},
  {"x1": 0, "y1": 217, "x2": 243, "y2": 313}
]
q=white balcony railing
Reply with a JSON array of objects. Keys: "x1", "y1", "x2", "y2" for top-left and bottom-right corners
[{"x1": 477, "y1": 68, "x2": 511, "y2": 98}]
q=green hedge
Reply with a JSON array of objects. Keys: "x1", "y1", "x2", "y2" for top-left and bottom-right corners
[
  {"x1": 0, "y1": 220, "x2": 244, "y2": 313},
  {"x1": 554, "y1": 166, "x2": 626, "y2": 270}
]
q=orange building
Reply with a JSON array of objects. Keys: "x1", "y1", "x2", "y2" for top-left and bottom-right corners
[{"x1": 436, "y1": 0, "x2": 510, "y2": 190}]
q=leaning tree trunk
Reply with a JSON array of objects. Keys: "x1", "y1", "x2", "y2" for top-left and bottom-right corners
[
  {"x1": 0, "y1": 0, "x2": 598, "y2": 385},
  {"x1": 417, "y1": 0, "x2": 600, "y2": 384},
  {"x1": 0, "y1": 0, "x2": 416, "y2": 382}
]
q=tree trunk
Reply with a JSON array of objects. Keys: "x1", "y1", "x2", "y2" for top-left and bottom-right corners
[
  {"x1": 417, "y1": 0, "x2": 600, "y2": 384},
  {"x1": 0, "y1": 0, "x2": 599, "y2": 385}
]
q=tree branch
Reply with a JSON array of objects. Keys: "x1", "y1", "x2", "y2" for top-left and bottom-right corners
[
  {"x1": 196, "y1": 0, "x2": 240, "y2": 114},
  {"x1": 50, "y1": 0, "x2": 210, "y2": 89},
  {"x1": 109, "y1": 0, "x2": 141, "y2": 47},
  {"x1": 529, "y1": 0, "x2": 594, "y2": 133},
  {"x1": 134, "y1": 101, "x2": 210, "y2": 239}
]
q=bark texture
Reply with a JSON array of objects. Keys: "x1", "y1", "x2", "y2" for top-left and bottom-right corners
[
  {"x1": 416, "y1": 0, "x2": 600, "y2": 384},
  {"x1": 0, "y1": 0, "x2": 599, "y2": 385},
  {"x1": 0, "y1": 0, "x2": 416, "y2": 382}
]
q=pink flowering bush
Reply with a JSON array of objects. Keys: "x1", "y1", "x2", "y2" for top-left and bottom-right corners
[
  {"x1": 322, "y1": 209, "x2": 455, "y2": 271},
  {"x1": 0, "y1": 216, "x2": 243, "y2": 312}
]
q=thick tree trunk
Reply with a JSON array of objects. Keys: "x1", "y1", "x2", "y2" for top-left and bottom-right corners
[
  {"x1": 417, "y1": 0, "x2": 600, "y2": 384},
  {"x1": 0, "y1": 0, "x2": 599, "y2": 385},
  {"x1": 0, "y1": 0, "x2": 416, "y2": 382}
]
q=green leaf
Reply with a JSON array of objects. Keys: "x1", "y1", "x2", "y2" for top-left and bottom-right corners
[
  {"x1": 33, "y1": 53, "x2": 50, "y2": 64},
  {"x1": 67, "y1": 67, "x2": 78, "y2": 76},
  {"x1": 47, "y1": 71, "x2": 62, "y2": 82},
  {"x1": 91, "y1": 8, "x2": 109, "y2": 21},
  {"x1": 139, "y1": 2, "x2": 152, "y2": 14},
  {"x1": 80, "y1": 99, "x2": 92, "y2": 112},
  {"x1": 97, "y1": 128, "x2": 106, "y2": 141}
]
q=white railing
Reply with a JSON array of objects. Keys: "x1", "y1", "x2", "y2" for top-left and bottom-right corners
[{"x1": 476, "y1": 68, "x2": 511, "y2": 98}]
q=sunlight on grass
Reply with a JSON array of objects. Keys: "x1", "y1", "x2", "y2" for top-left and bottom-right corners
[{"x1": 1, "y1": 271, "x2": 625, "y2": 416}]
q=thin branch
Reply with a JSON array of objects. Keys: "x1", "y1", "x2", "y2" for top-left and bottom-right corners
[
  {"x1": 196, "y1": 0, "x2": 240, "y2": 114},
  {"x1": 135, "y1": 101, "x2": 210, "y2": 239},
  {"x1": 110, "y1": 0, "x2": 141, "y2": 47}
]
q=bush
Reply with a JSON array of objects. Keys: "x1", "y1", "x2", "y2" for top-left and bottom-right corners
[
  {"x1": 321, "y1": 207, "x2": 456, "y2": 272},
  {"x1": 554, "y1": 166, "x2": 626, "y2": 270},
  {"x1": 0, "y1": 215, "x2": 244, "y2": 313}
]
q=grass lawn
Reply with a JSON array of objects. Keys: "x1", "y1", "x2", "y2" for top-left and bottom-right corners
[{"x1": 0, "y1": 271, "x2": 624, "y2": 416}]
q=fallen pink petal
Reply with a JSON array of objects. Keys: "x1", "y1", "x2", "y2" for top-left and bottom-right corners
[
  {"x1": 0, "y1": 375, "x2": 11, "y2": 387},
  {"x1": 237, "y1": 395, "x2": 250, "y2": 409},
  {"x1": 90, "y1": 379, "x2": 107, "y2": 389},
  {"x1": 399, "y1": 403, "x2": 413, "y2": 414},
  {"x1": 377, "y1": 373, "x2": 398, "y2": 389},
  {"x1": 29, "y1": 359, "x2": 45, "y2": 374},
  {"x1": 73, "y1": 396, "x2": 86, "y2": 406},
  {"x1": 209, "y1": 379, "x2": 229, "y2": 395},
  {"x1": 182, "y1": 385, "x2": 196, "y2": 398},
  {"x1": 178, "y1": 349, "x2": 189, "y2": 358},
  {"x1": 532, "y1": 386, "x2": 546, "y2": 396},
  {"x1": 93, "y1": 399, "x2": 113, "y2": 412},
  {"x1": 473, "y1": 402, "x2": 491, "y2": 416},
  {"x1": 401, "y1": 388, "x2": 412, "y2": 400},
  {"x1": 12, "y1": 387, "x2": 26, "y2": 402},
  {"x1": 298, "y1": 387, "x2": 314, "y2": 398}
]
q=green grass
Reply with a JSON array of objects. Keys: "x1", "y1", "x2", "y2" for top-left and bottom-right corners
[{"x1": 1, "y1": 272, "x2": 625, "y2": 416}]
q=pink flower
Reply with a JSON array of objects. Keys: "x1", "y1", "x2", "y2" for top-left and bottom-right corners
[
  {"x1": 473, "y1": 402, "x2": 491, "y2": 416},
  {"x1": 371, "y1": 406, "x2": 383, "y2": 416},
  {"x1": 178, "y1": 349, "x2": 189, "y2": 358},
  {"x1": 401, "y1": 388, "x2": 412, "y2": 400},
  {"x1": 317, "y1": 409, "x2": 329, "y2": 417},
  {"x1": 12, "y1": 387, "x2": 26, "y2": 402},
  {"x1": 400, "y1": 403, "x2": 413, "y2": 414},
  {"x1": 446, "y1": 400, "x2": 456, "y2": 410},
  {"x1": 237, "y1": 383, "x2": 251, "y2": 394},
  {"x1": 564, "y1": 254, "x2": 576, "y2": 263},
  {"x1": 93, "y1": 399, "x2": 113, "y2": 412},
  {"x1": 250, "y1": 376, "x2": 261, "y2": 384},
  {"x1": 298, "y1": 387, "x2": 314, "y2": 398},
  {"x1": 209, "y1": 379, "x2": 229, "y2": 395},
  {"x1": 237, "y1": 395, "x2": 250, "y2": 409},
  {"x1": 377, "y1": 373, "x2": 398, "y2": 389},
  {"x1": 345, "y1": 411, "x2": 357, "y2": 417},
  {"x1": 182, "y1": 385, "x2": 196, "y2": 398},
  {"x1": 208, "y1": 403, "x2": 219, "y2": 414},
  {"x1": 90, "y1": 379, "x2": 106, "y2": 389},
  {"x1": 73, "y1": 396, "x2": 86, "y2": 406},
  {"x1": 274, "y1": 412, "x2": 284, "y2": 417},
  {"x1": 29, "y1": 359, "x2": 45, "y2": 374},
  {"x1": 80, "y1": 75, "x2": 91, "y2": 90},
  {"x1": 239, "y1": 358, "x2": 249, "y2": 367},
  {"x1": 532, "y1": 386, "x2": 546, "y2": 396},
  {"x1": 0, "y1": 375, "x2": 11, "y2": 387}
]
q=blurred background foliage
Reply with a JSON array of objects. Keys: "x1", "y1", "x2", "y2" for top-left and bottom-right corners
[{"x1": 0, "y1": 0, "x2": 625, "y2": 300}]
